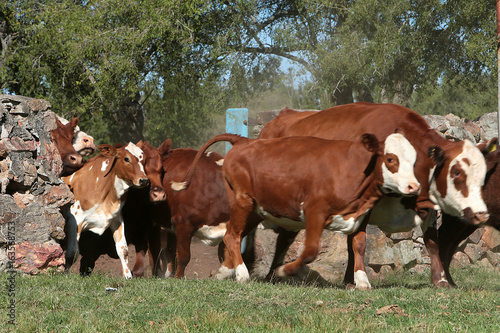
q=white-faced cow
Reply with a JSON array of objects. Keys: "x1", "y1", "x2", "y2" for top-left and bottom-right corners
[
  {"x1": 77, "y1": 141, "x2": 167, "y2": 277},
  {"x1": 63, "y1": 142, "x2": 149, "y2": 279},
  {"x1": 438, "y1": 138, "x2": 499, "y2": 286},
  {"x1": 172, "y1": 132, "x2": 420, "y2": 284},
  {"x1": 56, "y1": 115, "x2": 96, "y2": 157},
  {"x1": 257, "y1": 102, "x2": 489, "y2": 289}
]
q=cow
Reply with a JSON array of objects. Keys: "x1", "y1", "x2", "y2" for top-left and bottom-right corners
[
  {"x1": 50, "y1": 117, "x2": 84, "y2": 175},
  {"x1": 77, "y1": 141, "x2": 167, "y2": 277},
  {"x1": 171, "y1": 132, "x2": 421, "y2": 284},
  {"x1": 256, "y1": 102, "x2": 490, "y2": 289},
  {"x1": 438, "y1": 139, "x2": 499, "y2": 286},
  {"x1": 147, "y1": 141, "x2": 230, "y2": 278},
  {"x1": 56, "y1": 115, "x2": 96, "y2": 156},
  {"x1": 63, "y1": 142, "x2": 149, "y2": 279}
]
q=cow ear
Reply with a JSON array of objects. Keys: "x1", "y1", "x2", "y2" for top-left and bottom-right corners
[
  {"x1": 361, "y1": 133, "x2": 379, "y2": 153},
  {"x1": 476, "y1": 137, "x2": 498, "y2": 155},
  {"x1": 69, "y1": 117, "x2": 79, "y2": 129},
  {"x1": 157, "y1": 139, "x2": 173, "y2": 158},
  {"x1": 98, "y1": 144, "x2": 117, "y2": 157},
  {"x1": 136, "y1": 140, "x2": 144, "y2": 149},
  {"x1": 428, "y1": 146, "x2": 445, "y2": 166},
  {"x1": 394, "y1": 128, "x2": 406, "y2": 136}
]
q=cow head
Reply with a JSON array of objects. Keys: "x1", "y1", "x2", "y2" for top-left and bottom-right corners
[
  {"x1": 51, "y1": 117, "x2": 83, "y2": 175},
  {"x1": 136, "y1": 140, "x2": 167, "y2": 202},
  {"x1": 73, "y1": 130, "x2": 96, "y2": 156},
  {"x1": 98, "y1": 143, "x2": 149, "y2": 189},
  {"x1": 378, "y1": 132, "x2": 420, "y2": 196},
  {"x1": 428, "y1": 139, "x2": 489, "y2": 225},
  {"x1": 362, "y1": 133, "x2": 420, "y2": 196}
]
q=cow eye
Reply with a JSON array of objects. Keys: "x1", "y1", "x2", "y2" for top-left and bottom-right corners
[
  {"x1": 124, "y1": 157, "x2": 131, "y2": 163},
  {"x1": 387, "y1": 158, "x2": 394, "y2": 163},
  {"x1": 453, "y1": 170, "x2": 461, "y2": 178}
]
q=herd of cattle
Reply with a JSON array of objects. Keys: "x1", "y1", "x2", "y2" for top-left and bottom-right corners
[{"x1": 50, "y1": 102, "x2": 500, "y2": 289}]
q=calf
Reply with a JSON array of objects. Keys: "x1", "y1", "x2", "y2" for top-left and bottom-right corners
[
  {"x1": 63, "y1": 142, "x2": 149, "y2": 279},
  {"x1": 258, "y1": 102, "x2": 489, "y2": 288},
  {"x1": 172, "y1": 132, "x2": 420, "y2": 284},
  {"x1": 148, "y1": 142, "x2": 230, "y2": 278},
  {"x1": 78, "y1": 141, "x2": 167, "y2": 277},
  {"x1": 50, "y1": 117, "x2": 83, "y2": 175}
]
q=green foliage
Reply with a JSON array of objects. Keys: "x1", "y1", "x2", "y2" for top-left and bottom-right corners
[
  {"x1": 1, "y1": 0, "x2": 498, "y2": 146},
  {"x1": 2, "y1": 265, "x2": 500, "y2": 332}
]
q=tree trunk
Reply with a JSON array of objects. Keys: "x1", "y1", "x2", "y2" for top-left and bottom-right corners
[{"x1": 112, "y1": 92, "x2": 144, "y2": 143}]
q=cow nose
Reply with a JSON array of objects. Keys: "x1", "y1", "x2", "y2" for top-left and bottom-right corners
[
  {"x1": 406, "y1": 182, "x2": 420, "y2": 195},
  {"x1": 139, "y1": 178, "x2": 150, "y2": 188},
  {"x1": 463, "y1": 208, "x2": 490, "y2": 225},
  {"x1": 150, "y1": 187, "x2": 167, "y2": 202},
  {"x1": 68, "y1": 153, "x2": 83, "y2": 166}
]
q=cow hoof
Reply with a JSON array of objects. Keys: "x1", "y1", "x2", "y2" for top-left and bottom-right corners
[
  {"x1": 235, "y1": 264, "x2": 250, "y2": 282},
  {"x1": 434, "y1": 279, "x2": 451, "y2": 288},
  {"x1": 355, "y1": 284, "x2": 372, "y2": 291},
  {"x1": 345, "y1": 283, "x2": 356, "y2": 290},
  {"x1": 275, "y1": 266, "x2": 288, "y2": 278},
  {"x1": 215, "y1": 266, "x2": 234, "y2": 280}
]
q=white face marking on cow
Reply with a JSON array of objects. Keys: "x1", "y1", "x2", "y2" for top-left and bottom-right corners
[
  {"x1": 125, "y1": 142, "x2": 145, "y2": 174},
  {"x1": 216, "y1": 159, "x2": 224, "y2": 166},
  {"x1": 101, "y1": 160, "x2": 109, "y2": 172},
  {"x1": 429, "y1": 140, "x2": 488, "y2": 221},
  {"x1": 381, "y1": 133, "x2": 420, "y2": 196},
  {"x1": 206, "y1": 151, "x2": 212, "y2": 157},
  {"x1": 354, "y1": 270, "x2": 371, "y2": 290},
  {"x1": 193, "y1": 223, "x2": 227, "y2": 246}
]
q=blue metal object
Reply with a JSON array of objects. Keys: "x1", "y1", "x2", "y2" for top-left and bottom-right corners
[
  {"x1": 225, "y1": 108, "x2": 248, "y2": 154},
  {"x1": 226, "y1": 108, "x2": 249, "y2": 253}
]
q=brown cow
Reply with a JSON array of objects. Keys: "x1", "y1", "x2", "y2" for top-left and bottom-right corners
[
  {"x1": 50, "y1": 117, "x2": 83, "y2": 175},
  {"x1": 172, "y1": 132, "x2": 420, "y2": 283},
  {"x1": 147, "y1": 141, "x2": 230, "y2": 278},
  {"x1": 56, "y1": 115, "x2": 96, "y2": 156},
  {"x1": 257, "y1": 102, "x2": 490, "y2": 288},
  {"x1": 63, "y1": 142, "x2": 149, "y2": 279},
  {"x1": 438, "y1": 139, "x2": 499, "y2": 286},
  {"x1": 78, "y1": 141, "x2": 167, "y2": 277}
]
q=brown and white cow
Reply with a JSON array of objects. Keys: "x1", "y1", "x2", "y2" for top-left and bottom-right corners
[
  {"x1": 172, "y1": 132, "x2": 420, "y2": 283},
  {"x1": 56, "y1": 115, "x2": 96, "y2": 157},
  {"x1": 50, "y1": 117, "x2": 84, "y2": 175},
  {"x1": 78, "y1": 141, "x2": 167, "y2": 277},
  {"x1": 438, "y1": 138, "x2": 499, "y2": 286},
  {"x1": 257, "y1": 102, "x2": 489, "y2": 288},
  {"x1": 63, "y1": 142, "x2": 149, "y2": 279},
  {"x1": 148, "y1": 141, "x2": 230, "y2": 278}
]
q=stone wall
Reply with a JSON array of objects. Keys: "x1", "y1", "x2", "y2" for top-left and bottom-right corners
[
  {"x1": 250, "y1": 109, "x2": 500, "y2": 282},
  {"x1": 0, "y1": 95, "x2": 74, "y2": 274}
]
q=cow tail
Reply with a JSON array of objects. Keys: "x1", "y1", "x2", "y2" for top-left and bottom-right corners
[{"x1": 170, "y1": 134, "x2": 248, "y2": 191}]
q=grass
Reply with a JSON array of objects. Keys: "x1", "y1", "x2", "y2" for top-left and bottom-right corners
[{"x1": 1, "y1": 265, "x2": 500, "y2": 332}]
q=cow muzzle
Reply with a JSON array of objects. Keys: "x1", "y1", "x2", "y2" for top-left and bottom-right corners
[
  {"x1": 137, "y1": 178, "x2": 150, "y2": 188},
  {"x1": 150, "y1": 187, "x2": 167, "y2": 202},
  {"x1": 463, "y1": 207, "x2": 490, "y2": 226},
  {"x1": 405, "y1": 182, "x2": 421, "y2": 196},
  {"x1": 65, "y1": 153, "x2": 83, "y2": 169}
]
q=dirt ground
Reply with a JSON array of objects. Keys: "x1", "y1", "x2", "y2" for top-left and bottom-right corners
[{"x1": 68, "y1": 238, "x2": 222, "y2": 279}]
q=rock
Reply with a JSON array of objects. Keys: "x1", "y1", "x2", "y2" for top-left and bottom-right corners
[
  {"x1": 451, "y1": 251, "x2": 470, "y2": 268},
  {"x1": 482, "y1": 226, "x2": 500, "y2": 251},
  {"x1": 475, "y1": 112, "x2": 498, "y2": 141},
  {"x1": 463, "y1": 243, "x2": 487, "y2": 263},
  {"x1": 14, "y1": 241, "x2": 65, "y2": 274},
  {"x1": 365, "y1": 226, "x2": 395, "y2": 267},
  {"x1": 393, "y1": 239, "x2": 419, "y2": 268}
]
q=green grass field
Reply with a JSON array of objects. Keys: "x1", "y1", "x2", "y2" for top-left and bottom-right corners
[{"x1": 1, "y1": 265, "x2": 500, "y2": 332}]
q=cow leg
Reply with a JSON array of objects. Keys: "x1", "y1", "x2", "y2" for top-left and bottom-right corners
[
  {"x1": 132, "y1": 244, "x2": 148, "y2": 277},
  {"x1": 439, "y1": 213, "x2": 477, "y2": 287},
  {"x1": 344, "y1": 218, "x2": 369, "y2": 289},
  {"x1": 266, "y1": 228, "x2": 299, "y2": 281},
  {"x1": 219, "y1": 193, "x2": 254, "y2": 282},
  {"x1": 109, "y1": 220, "x2": 132, "y2": 279},
  {"x1": 174, "y1": 222, "x2": 195, "y2": 279},
  {"x1": 149, "y1": 225, "x2": 175, "y2": 278},
  {"x1": 64, "y1": 211, "x2": 79, "y2": 270},
  {"x1": 275, "y1": 210, "x2": 325, "y2": 277}
]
